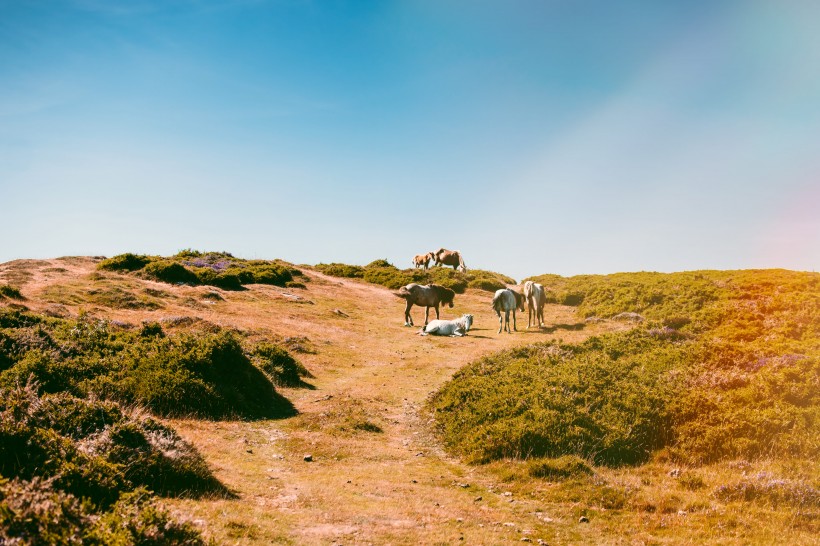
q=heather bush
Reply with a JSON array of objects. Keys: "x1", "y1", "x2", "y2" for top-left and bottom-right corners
[
  {"x1": 0, "y1": 311, "x2": 298, "y2": 420},
  {"x1": 97, "y1": 253, "x2": 154, "y2": 272},
  {"x1": 433, "y1": 269, "x2": 820, "y2": 467},
  {"x1": 252, "y1": 342, "x2": 313, "y2": 387},
  {"x1": 0, "y1": 285, "x2": 24, "y2": 300},
  {"x1": 315, "y1": 263, "x2": 365, "y2": 278},
  {"x1": 141, "y1": 261, "x2": 201, "y2": 285}
]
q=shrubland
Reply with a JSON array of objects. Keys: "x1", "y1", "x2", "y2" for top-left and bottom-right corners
[
  {"x1": 315, "y1": 259, "x2": 514, "y2": 293},
  {"x1": 0, "y1": 306, "x2": 309, "y2": 543},
  {"x1": 432, "y1": 269, "x2": 819, "y2": 466},
  {"x1": 98, "y1": 250, "x2": 304, "y2": 290}
]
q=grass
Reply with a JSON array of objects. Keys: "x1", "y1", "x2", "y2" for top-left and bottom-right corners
[{"x1": 0, "y1": 285, "x2": 24, "y2": 301}]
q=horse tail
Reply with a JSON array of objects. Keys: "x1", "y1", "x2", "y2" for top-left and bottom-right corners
[
  {"x1": 492, "y1": 290, "x2": 503, "y2": 312},
  {"x1": 394, "y1": 286, "x2": 412, "y2": 300}
]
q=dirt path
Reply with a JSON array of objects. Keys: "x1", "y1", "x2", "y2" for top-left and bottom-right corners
[{"x1": 1, "y1": 259, "x2": 622, "y2": 545}]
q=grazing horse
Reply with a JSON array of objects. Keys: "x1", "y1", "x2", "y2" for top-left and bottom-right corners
[
  {"x1": 492, "y1": 288, "x2": 525, "y2": 334},
  {"x1": 432, "y1": 248, "x2": 466, "y2": 272},
  {"x1": 420, "y1": 314, "x2": 473, "y2": 336},
  {"x1": 412, "y1": 252, "x2": 434, "y2": 270},
  {"x1": 523, "y1": 280, "x2": 548, "y2": 328},
  {"x1": 395, "y1": 283, "x2": 455, "y2": 326}
]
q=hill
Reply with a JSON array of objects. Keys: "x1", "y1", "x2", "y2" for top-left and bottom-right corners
[{"x1": 0, "y1": 256, "x2": 817, "y2": 544}]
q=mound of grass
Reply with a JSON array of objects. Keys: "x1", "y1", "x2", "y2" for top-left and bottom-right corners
[
  {"x1": 432, "y1": 269, "x2": 820, "y2": 467},
  {"x1": 0, "y1": 310, "x2": 298, "y2": 420},
  {"x1": 98, "y1": 250, "x2": 300, "y2": 290},
  {"x1": 528, "y1": 455, "x2": 594, "y2": 480},
  {"x1": 316, "y1": 259, "x2": 514, "y2": 294},
  {"x1": 0, "y1": 479, "x2": 207, "y2": 545},
  {"x1": 0, "y1": 383, "x2": 227, "y2": 504},
  {"x1": 0, "y1": 285, "x2": 24, "y2": 301},
  {"x1": 252, "y1": 342, "x2": 313, "y2": 387},
  {"x1": 97, "y1": 253, "x2": 154, "y2": 272}
]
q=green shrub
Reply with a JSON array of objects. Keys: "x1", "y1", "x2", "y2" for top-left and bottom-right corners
[
  {"x1": 0, "y1": 311, "x2": 298, "y2": 421},
  {"x1": 97, "y1": 253, "x2": 153, "y2": 272},
  {"x1": 252, "y1": 342, "x2": 312, "y2": 387},
  {"x1": 434, "y1": 269, "x2": 820, "y2": 467},
  {"x1": 0, "y1": 285, "x2": 24, "y2": 300},
  {"x1": 315, "y1": 263, "x2": 365, "y2": 278},
  {"x1": 140, "y1": 261, "x2": 200, "y2": 285},
  {"x1": 431, "y1": 331, "x2": 686, "y2": 465}
]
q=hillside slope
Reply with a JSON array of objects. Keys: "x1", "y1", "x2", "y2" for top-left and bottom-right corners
[{"x1": 0, "y1": 256, "x2": 624, "y2": 545}]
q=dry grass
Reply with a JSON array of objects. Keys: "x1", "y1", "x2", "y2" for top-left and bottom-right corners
[{"x1": 1, "y1": 257, "x2": 813, "y2": 544}]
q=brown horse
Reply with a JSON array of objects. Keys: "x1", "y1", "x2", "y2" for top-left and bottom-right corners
[
  {"x1": 395, "y1": 283, "x2": 456, "y2": 326},
  {"x1": 412, "y1": 252, "x2": 434, "y2": 269},
  {"x1": 432, "y1": 248, "x2": 466, "y2": 271}
]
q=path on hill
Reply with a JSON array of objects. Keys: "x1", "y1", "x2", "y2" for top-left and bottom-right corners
[{"x1": 1, "y1": 259, "x2": 623, "y2": 545}]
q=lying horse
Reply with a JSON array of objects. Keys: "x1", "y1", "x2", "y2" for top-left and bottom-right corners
[
  {"x1": 395, "y1": 283, "x2": 456, "y2": 326},
  {"x1": 412, "y1": 252, "x2": 434, "y2": 270},
  {"x1": 492, "y1": 288, "x2": 525, "y2": 334},
  {"x1": 523, "y1": 280, "x2": 548, "y2": 328},
  {"x1": 432, "y1": 248, "x2": 466, "y2": 272},
  {"x1": 420, "y1": 314, "x2": 473, "y2": 336}
]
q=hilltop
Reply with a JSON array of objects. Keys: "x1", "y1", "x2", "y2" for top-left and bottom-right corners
[{"x1": 0, "y1": 255, "x2": 817, "y2": 545}]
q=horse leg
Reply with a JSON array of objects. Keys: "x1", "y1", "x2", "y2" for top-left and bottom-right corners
[
  {"x1": 404, "y1": 302, "x2": 413, "y2": 326},
  {"x1": 434, "y1": 304, "x2": 440, "y2": 321},
  {"x1": 512, "y1": 309, "x2": 517, "y2": 332},
  {"x1": 497, "y1": 310, "x2": 502, "y2": 334},
  {"x1": 424, "y1": 306, "x2": 431, "y2": 326}
]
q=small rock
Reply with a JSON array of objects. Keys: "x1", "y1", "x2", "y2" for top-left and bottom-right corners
[
  {"x1": 521, "y1": 539, "x2": 532, "y2": 543},
  {"x1": 669, "y1": 468, "x2": 681, "y2": 477},
  {"x1": 246, "y1": 449, "x2": 253, "y2": 454},
  {"x1": 578, "y1": 516, "x2": 589, "y2": 523},
  {"x1": 458, "y1": 483, "x2": 470, "y2": 488},
  {"x1": 304, "y1": 454, "x2": 313, "y2": 462},
  {"x1": 503, "y1": 492, "x2": 513, "y2": 497},
  {"x1": 474, "y1": 496, "x2": 483, "y2": 502}
]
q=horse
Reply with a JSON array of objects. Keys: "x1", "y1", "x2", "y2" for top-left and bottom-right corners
[
  {"x1": 523, "y1": 280, "x2": 548, "y2": 328},
  {"x1": 419, "y1": 314, "x2": 473, "y2": 336},
  {"x1": 395, "y1": 283, "x2": 456, "y2": 326},
  {"x1": 412, "y1": 252, "x2": 434, "y2": 270},
  {"x1": 492, "y1": 288, "x2": 525, "y2": 334},
  {"x1": 432, "y1": 248, "x2": 466, "y2": 272}
]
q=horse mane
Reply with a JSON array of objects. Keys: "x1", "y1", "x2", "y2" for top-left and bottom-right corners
[{"x1": 431, "y1": 284, "x2": 455, "y2": 303}]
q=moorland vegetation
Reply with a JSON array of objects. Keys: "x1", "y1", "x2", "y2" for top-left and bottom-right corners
[
  {"x1": 315, "y1": 259, "x2": 515, "y2": 293},
  {"x1": 98, "y1": 250, "x2": 304, "y2": 290},
  {"x1": 0, "y1": 304, "x2": 309, "y2": 544},
  {"x1": 432, "y1": 268, "x2": 818, "y2": 465}
]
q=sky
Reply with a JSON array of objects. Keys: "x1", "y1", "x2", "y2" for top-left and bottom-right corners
[{"x1": 1, "y1": 0, "x2": 818, "y2": 280}]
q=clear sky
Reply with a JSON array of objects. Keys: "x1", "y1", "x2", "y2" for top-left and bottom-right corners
[{"x1": 2, "y1": 0, "x2": 818, "y2": 280}]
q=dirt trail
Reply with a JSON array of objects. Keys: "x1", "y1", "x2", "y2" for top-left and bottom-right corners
[{"x1": 0, "y1": 258, "x2": 623, "y2": 545}]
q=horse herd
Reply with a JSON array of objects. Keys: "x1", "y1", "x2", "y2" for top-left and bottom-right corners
[{"x1": 395, "y1": 248, "x2": 549, "y2": 337}]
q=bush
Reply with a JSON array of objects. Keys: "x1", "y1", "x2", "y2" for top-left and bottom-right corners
[
  {"x1": 253, "y1": 343, "x2": 312, "y2": 387},
  {"x1": 97, "y1": 253, "x2": 153, "y2": 272},
  {"x1": 0, "y1": 311, "x2": 298, "y2": 421},
  {"x1": 0, "y1": 285, "x2": 24, "y2": 300},
  {"x1": 315, "y1": 263, "x2": 365, "y2": 278},
  {"x1": 431, "y1": 331, "x2": 686, "y2": 465},
  {"x1": 140, "y1": 261, "x2": 200, "y2": 285}
]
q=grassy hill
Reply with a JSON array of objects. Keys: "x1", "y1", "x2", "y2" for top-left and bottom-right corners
[{"x1": 0, "y1": 256, "x2": 817, "y2": 544}]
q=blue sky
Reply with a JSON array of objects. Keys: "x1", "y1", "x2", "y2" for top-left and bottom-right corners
[{"x1": 1, "y1": 0, "x2": 818, "y2": 279}]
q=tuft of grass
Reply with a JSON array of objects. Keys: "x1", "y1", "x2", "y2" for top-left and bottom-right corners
[
  {"x1": 0, "y1": 285, "x2": 24, "y2": 301},
  {"x1": 528, "y1": 455, "x2": 594, "y2": 480}
]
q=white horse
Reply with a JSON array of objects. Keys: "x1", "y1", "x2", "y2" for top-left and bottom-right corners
[
  {"x1": 419, "y1": 314, "x2": 474, "y2": 336},
  {"x1": 492, "y1": 288, "x2": 525, "y2": 334},
  {"x1": 523, "y1": 280, "x2": 548, "y2": 328}
]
